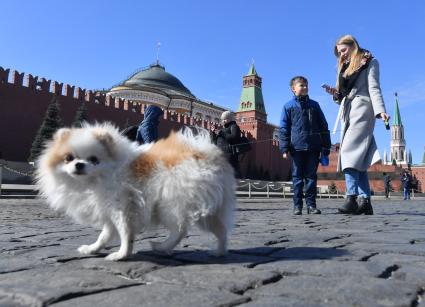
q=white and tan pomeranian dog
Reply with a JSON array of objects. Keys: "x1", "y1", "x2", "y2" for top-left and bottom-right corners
[{"x1": 36, "y1": 123, "x2": 235, "y2": 261}]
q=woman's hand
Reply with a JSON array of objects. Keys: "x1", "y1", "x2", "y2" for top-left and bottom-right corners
[
  {"x1": 322, "y1": 84, "x2": 338, "y2": 96},
  {"x1": 380, "y1": 112, "x2": 390, "y2": 122},
  {"x1": 282, "y1": 152, "x2": 290, "y2": 159}
]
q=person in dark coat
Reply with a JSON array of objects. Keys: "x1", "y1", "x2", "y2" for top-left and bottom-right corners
[
  {"x1": 400, "y1": 171, "x2": 412, "y2": 200},
  {"x1": 213, "y1": 111, "x2": 241, "y2": 178},
  {"x1": 136, "y1": 105, "x2": 164, "y2": 144},
  {"x1": 383, "y1": 172, "x2": 391, "y2": 198},
  {"x1": 279, "y1": 76, "x2": 331, "y2": 215}
]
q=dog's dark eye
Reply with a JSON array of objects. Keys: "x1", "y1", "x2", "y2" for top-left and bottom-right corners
[
  {"x1": 88, "y1": 156, "x2": 99, "y2": 165},
  {"x1": 64, "y1": 154, "x2": 74, "y2": 163}
]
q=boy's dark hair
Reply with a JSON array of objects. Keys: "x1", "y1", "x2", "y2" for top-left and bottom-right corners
[{"x1": 290, "y1": 76, "x2": 308, "y2": 87}]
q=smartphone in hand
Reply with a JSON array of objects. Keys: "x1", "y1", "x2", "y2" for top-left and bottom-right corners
[{"x1": 321, "y1": 84, "x2": 337, "y2": 95}]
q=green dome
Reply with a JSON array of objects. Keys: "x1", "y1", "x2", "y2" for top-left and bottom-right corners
[{"x1": 120, "y1": 63, "x2": 195, "y2": 98}]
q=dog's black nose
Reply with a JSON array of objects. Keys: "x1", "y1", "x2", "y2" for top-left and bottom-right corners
[{"x1": 75, "y1": 162, "x2": 85, "y2": 171}]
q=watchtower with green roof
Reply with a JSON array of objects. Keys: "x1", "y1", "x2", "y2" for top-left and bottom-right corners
[
  {"x1": 235, "y1": 63, "x2": 275, "y2": 150},
  {"x1": 237, "y1": 64, "x2": 267, "y2": 122},
  {"x1": 390, "y1": 92, "x2": 407, "y2": 164}
]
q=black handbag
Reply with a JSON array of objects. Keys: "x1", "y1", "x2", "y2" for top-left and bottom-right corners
[
  {"x1": 121, "y1": 125, "x2": 140, "y2": 143},
  {"x1": 234, "y1": 135, "x2": 252, "y2": 154}
]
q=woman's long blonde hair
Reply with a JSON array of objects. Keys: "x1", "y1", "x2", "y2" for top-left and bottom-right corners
[{"x1": 334, "y1": 35, "x2": 366, "y2": 89}]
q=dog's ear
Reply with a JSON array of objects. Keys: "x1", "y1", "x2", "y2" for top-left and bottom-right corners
[
  {"x1": 94, "y1": 131, "x2": 115, "y2": 157},
  {"x1": 53, "y1": 128, "x2": 71, "y2": 142}
]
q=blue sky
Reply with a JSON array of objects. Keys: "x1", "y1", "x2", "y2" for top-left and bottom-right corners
[{"x1": 1, "y1": 0, "x2": 424, "y2": 164}]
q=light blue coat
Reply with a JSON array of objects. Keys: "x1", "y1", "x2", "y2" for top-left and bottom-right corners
[{"x1": 336, "y1": 59, "x2": 387, "y2": 172}]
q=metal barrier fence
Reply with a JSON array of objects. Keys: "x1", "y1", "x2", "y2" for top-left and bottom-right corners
[{"x1": 236, "y1": 180, "x2": 344, "y2": 199}]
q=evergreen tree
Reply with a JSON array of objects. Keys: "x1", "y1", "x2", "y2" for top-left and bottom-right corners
[
  {"x1": 72, "y1": 102, "x2": 88, "y2": 127},
  {"x1": 29, "y1": 95, "x2": 63, "y2": 161}
]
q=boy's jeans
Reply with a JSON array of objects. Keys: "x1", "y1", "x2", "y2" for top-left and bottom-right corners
[
  {"x1": 343, "y1": 168, "x2": 371, "y2": 198},
  {"x1": 291, "y1": 150, "x2": 320, "y2": 209}
]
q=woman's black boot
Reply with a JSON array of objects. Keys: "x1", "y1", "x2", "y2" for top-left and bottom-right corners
[
  {"x1": 338, "y1": 195, "x2": 358, "y2": 214},
  {"x1": 357, "y1": 198, "x2": 374, "y2": 215}
]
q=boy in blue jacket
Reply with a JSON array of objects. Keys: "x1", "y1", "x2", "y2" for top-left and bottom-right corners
[{"x1": 279, "y1": 76, "x2": 331, "y2": 215}]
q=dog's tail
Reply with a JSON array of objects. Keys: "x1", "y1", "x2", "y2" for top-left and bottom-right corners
[{"x1": 177, "y1": 126, "x2": 219, "y2": 153}]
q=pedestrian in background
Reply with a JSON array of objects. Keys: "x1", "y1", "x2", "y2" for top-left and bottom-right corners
[
  {"x1": 401, "y1": 171, "x2": 412, "y2": 200},
  {"x1": 136, "y1": 105, "x2": 164, "y2": 144},
  {"x1": 383, "y1": 172, "x2": 391, "y2": 198},
  {"x1": 212, "y1": 111, "x2": 242, "y2": 178}
]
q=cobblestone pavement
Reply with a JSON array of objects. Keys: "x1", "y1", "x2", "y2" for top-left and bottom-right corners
[{"x1": 1, "y1": 198, "x2": 425, "y2": 306}]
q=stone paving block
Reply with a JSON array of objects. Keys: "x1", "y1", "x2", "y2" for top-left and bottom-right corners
[
  {"x1": 0, "y1": 263, "x2": 139, "y2": 306},
  {"x1": 241, "y1": 295, "x2": 342, "y2": 307},
  {"x1": 79, "y1": 253, "x2": 183, "y2": 279},
  {"x1": 369, "y1": 252, "x2": 425, "y2": 265},
  {"x1": 245, "y1": 275, "x2": 418, "y2": 307},
  {"x1": 254, "y1": 259, "x2": 386, "y2": 279},
  {"x1": 143, "y1": 264, "x2": 280, "y2": 294},
  {"x1": 170, "y1": 249, "x2": 274, "y2": 267},
  {"x1": 346, "y1": 242, "x2": 425, "y2": 256},
  {"x1": 51, "y1": 283, "x2": 249, "y2": 307},
  {"x1": 267, "y1": 246, "x2": 351, "y2": 260}
]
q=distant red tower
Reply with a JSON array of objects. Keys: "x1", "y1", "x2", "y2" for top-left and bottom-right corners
[{"x1": 235, "y1": 64, "x2": 289, "y2": 180}]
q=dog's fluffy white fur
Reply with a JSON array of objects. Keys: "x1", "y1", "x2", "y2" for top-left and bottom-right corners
[{"x1": 36, "y1": 122, "x2": 235, "y2": 261}]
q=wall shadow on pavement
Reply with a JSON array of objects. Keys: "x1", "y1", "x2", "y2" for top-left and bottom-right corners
[{"x1": 129, "y1": 246, "x2": 349, "y2": 265}]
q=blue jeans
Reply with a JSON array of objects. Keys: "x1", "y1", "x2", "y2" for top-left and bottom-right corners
[
  {"x1": 291, "y1": 151, "x2": 320, "y2": 209},
  {"x1": 344, "y1": 168, "x2": 371, "y2": 198},
  {"x1": 403, "y1": 187, "x2": 410, "y2": 200}
]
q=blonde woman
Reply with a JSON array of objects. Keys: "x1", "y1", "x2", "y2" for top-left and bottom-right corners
[{"x1": 324, "y1": 35, "x2": 390, "y2": 215}]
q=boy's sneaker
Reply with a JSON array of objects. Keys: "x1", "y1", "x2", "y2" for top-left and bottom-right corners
[
  {"x1": 293, "y1": 207, "x2": 302, "y2": 215},
  {"x1": 307, "y1": 207, "x2": 321, "y2": 214}
]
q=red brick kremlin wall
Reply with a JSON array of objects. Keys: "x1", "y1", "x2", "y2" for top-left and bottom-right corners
[
  {"x1": 0, "y1": 66, "x2": 290, "y2": 181},
  {"x1": 411, "y1": 166, "x2": 425, "y2": 193},
  {"x1": 236, "y1": 110, "x2": 289, "y2": 181}
]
